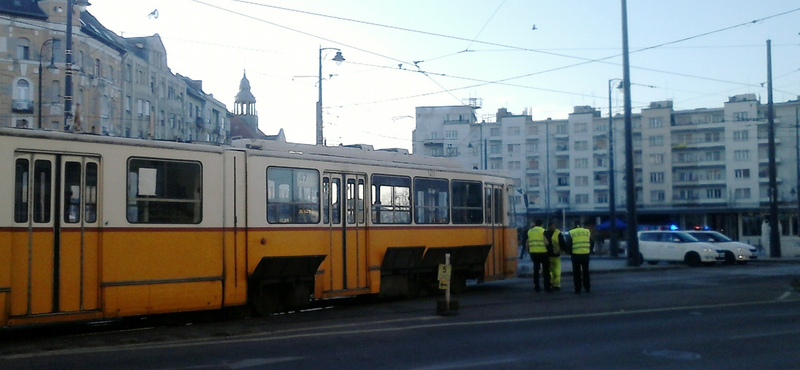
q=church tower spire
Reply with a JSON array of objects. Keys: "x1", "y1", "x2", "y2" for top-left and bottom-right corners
[{"x1": 234, "y1": 70, "x2": 258, "y2": 131}]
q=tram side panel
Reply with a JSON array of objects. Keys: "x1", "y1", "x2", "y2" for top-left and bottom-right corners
[
  {"x1": 221, "y1": 150, "x2": 248, "y2": 307},
  {"x1": 99, "y1": 145, "x2": 227, "y2": 318}
]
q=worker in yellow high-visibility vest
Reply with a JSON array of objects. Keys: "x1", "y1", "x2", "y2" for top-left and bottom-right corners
[
  {"x1": 544, "y1": 222, "x2": 563, "y2": 291},
  {"x1": 527, "y1": 219, "x2": 551, "y2": 292},
  {"x1": 569, "y1": 221, "x2": 591, "y2": 294}
]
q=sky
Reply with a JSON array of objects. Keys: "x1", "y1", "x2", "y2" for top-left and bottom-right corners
[{"x1": 85, "y1": 0, "x2": 800, "y2": 151}]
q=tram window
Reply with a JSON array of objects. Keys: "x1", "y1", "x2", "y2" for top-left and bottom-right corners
[
  {"x1": 331, "y1": 178, "x2": 341, "y2": 224},
  {"x1": 494, "y1": 187, "x2": 504, "y2": 224},
  {"x1": 451, "y1": 180, "x2": 483, "y2": 224},
  {"x1": 357, "y1": 179, "x2": 365, "y2": 224},
  {"x1": 484, "y1": 187, "x2": 493, "y2": 224},
  {"x1": 64, "y1": 162, "x2": 81, "y2": 223},
  {"x1": 370, "y1": 175, "x2": 411, "y2": 224},
  {"x1": 85, "y1": 163, "x2": 98, "y2": 223},
  {"x1": 266, "y1": 167, "x2": 320, "y2": 224},
  {"x1": 346, "y1": 179, "x2": 356, "y2": 224},
  {"x1": 323, "y1": 177, "x2": 330, "y2": 224},
  {"x1": 127, "y1": 158, "x2": 202, "y2": 224},
  {"x1": 14, "y1": 159, "x2": 29, "y2": 223},
  {"x1": 414, "y1": 178, "x2": 449, "y2": 224},
  {"x1": 33, "y1": 160, "x2": 52, "y2": 223}
]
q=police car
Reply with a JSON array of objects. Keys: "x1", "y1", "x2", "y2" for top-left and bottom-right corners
[
  {"x1": 686, "y1": 230, "x2": 757, "y2": 265},
  {"x1": 637, "y1": 230, "x2": 725, "y2": 266}
]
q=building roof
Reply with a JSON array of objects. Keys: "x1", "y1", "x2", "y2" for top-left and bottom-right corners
[{"x1": 0, "y1": 0, "x2": 48, "y2": 20}]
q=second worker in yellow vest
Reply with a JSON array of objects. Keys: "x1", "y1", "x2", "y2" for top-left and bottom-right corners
[{"x1": 569, "y1": 221, "x2": 591, "y2": 294}]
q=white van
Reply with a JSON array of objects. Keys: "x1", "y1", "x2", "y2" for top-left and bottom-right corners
[{"x1": 637, "y1": 231, "x2": 725, "y2": 266}]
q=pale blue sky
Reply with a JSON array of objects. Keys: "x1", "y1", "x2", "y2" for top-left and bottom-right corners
[{"x1": 87, "y1": 1, "x2": 800, "y2": 150}]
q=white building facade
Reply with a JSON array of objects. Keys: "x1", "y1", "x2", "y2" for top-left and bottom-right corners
[{"x1": 413, "y1": 94, "x2": 800, "y2": 251}]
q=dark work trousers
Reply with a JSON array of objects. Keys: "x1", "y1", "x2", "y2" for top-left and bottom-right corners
[
  {"x1": 571, "y1": 253, "x2": 590, "y2": 293},
  {"x1": 530, "y1": 252, "x2": 551, "y2": 292}
]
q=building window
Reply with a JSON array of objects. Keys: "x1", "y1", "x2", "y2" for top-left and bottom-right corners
[
  {"x1": 490, "y1": 144, "x2": 501, "y2": 154},
  {"x1": 526, "y1": 142, "x2": 538, "y2": 152},
  {"x1": 706, "y1": 170, "x2": 722, "y2": 180},
  {"x1": 575, "y1": 194, "x2": 589, "y2": 204},
  {"x1": 734, "y1": 169, "x2": 750, "y2": 179},
  {"x1": 733, "y1": 130, "x2": 749, "y2": 141},
  {"x1": 649, "y1": 135, "x2": 664, "y2": 146},
  {"x1": 707, "y1": 189, "x2": 723, "y2": 199},
  {"x1": 705, "y1": 151, "x2": 722, "y2": 161},
  {"x1": 734, "y1": 112, "x2": 749, "y2": 121},
  {"x1": 650, "y1": 172, "x2": 664, "y2": 183},
  {"x1": 557, "y1": 176, "x2": 569, "y2": 186},
  {"x1": 573, "y1": 122, "x2": 587, "y2": 133},
  {"x1": 704, "y1": 132, "x2": 720, "y2": 142},
  {"x1": 508, "y1": 161, "x2": 521, "y2": 170},
  {"x1": 557, "y1": 124, "x2": 567, "y2": 134},
  {"x1": 649, "y1": 154, "x2": 664, "y2": 165},
  {"x1": 445, "y1": 130, "x2": 458, "y2": 139},
  {"x1": 574, "y1": 158, "x2": 588, "y2": 168},
  {"x1": 574, "y1": 140, "x2": 589, "y2": 151},
  {"x1": 575, "y1": 176, "x2": 589, "y2": 187},
  {"x1": 734, "y1": 150, "x2": 750, "y2": 161},
  {"x1": 507, "y1": 126, "x2": 520, "y2": 136},
  {"x1": 734, "y1": 188, "x2": 751, "y2": 199},
  {"x1": 527, "y1": 125, "x2": 538, "y2": 135},
  {"x1": 507, "y1": 144, "x2": 520, "y2": 154},
  {"x1": 650, "y1": 191, "x2": 665, "y2": 202},
  {"x1": 490, "y1": 128, "x2": 500, "y2": 136},
  {"x1": 648, "y1": 118, "x2": 663, "y2": 128},
  {"x1": 17, "y1": 38, "x2": 31, "y2": 60},
  {"x1": 596, "y1": 193, "x2": 608, "y2": 204}
]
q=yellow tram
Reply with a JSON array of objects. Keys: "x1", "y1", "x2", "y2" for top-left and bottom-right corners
[{"x1": 0, "y1": 127, "x2": 517, "y2": 327}]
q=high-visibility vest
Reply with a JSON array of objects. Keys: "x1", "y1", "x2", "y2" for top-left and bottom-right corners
[
  {"x1": 570, "y1": 227, "x2": 591, "y2": 254},
  {"x1": 551, "y1": 229, "x2": 562, "y2": 254},
  {"x1": 527, "y1": 226, "x2": 546, "y2": 253}
]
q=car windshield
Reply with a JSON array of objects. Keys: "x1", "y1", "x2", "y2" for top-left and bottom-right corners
[
  {"x1": 689, "y1": 231, "x2": 732, "y2": 243},
  {"x1": 674, "y1": 232, "x2": 700, "y2": 242}
]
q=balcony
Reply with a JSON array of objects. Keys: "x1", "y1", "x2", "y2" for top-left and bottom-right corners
[{"x1": 12, "y1": 99, "x2": 34, "y2": 113}]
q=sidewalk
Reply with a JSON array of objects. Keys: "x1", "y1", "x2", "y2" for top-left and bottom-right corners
[{"x1": 514, "y1": 247, "x2": 800, "y2": 278}]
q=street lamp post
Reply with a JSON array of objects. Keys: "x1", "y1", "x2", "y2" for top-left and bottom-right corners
[
  {"x1": 64, "y1": 0, "x2": 89, "y2": 131},
  {"x1": 38, "y1": 38, "x2": 57, "y2": 129},
  {"x1": 317, "y1": 47, "x2": 345, "y2": 146},
  {"x1": 608, "y1": 78, "x2": 622, "y2": 257}
]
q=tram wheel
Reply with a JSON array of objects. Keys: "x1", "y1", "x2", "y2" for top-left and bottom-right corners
[{"x1": 249, "y1": 282, "x2": 282, "y2": 316}]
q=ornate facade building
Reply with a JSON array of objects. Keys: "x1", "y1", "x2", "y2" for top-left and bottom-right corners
[{"x1": 1, "y1": 0, "x2": 228, "y2": 143}]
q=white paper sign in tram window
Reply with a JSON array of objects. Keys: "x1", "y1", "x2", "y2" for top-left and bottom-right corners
[{"x1": 138, "y1": 168, "x2": 158, "y2": 196}]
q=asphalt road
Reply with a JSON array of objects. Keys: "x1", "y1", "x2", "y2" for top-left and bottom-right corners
[{"x1": 2, "y1": 262, "x2": 799, "y2": 370}]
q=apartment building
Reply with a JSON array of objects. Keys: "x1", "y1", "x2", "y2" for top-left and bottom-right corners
[
  {"x1": 413, "y1": 94, "x2": 800, "y2": 248},
  {"x1": 1, "y1": 1, "x2": 228, "y2": 143}
]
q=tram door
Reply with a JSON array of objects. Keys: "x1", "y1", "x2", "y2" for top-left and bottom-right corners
[
  {"x1": 11, "y1": 153, "x2": 100, "y2": 317},
  {"x1": 484, "y1": 184, "x2": 506, "y2": 277},
  {"x1": 323, "y1": 172, "x2": 368, "y2": 292}
]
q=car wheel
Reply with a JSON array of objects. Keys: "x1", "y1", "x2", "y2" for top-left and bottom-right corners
[
  {"x1": 684, "y1": 252, "x2": 702, "y2": 267},
  {"x1": 723, "y1": 251, "x2": 736, "y2": 265},
  {"x1": 646, "y1": 261, "x2": 658, "y2": 265}
]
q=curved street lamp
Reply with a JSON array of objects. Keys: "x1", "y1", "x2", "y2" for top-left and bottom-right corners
[
  {"x1": 317, "y1": 47, "x2": 345, "y2": 146},
  {"x1": 64, "y1": 0, "x2": 90, "y2": 130},
  {"x1": 38, "y1": 38, "x2": 57, "y2": 129}
]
